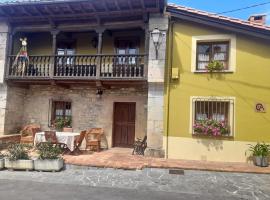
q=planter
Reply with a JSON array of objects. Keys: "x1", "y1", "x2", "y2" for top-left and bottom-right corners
[
  {"x1": 63, "y1": 127, "x2": 73, "y2": 132},
  {"x1": 253, "y1": 156, "x2": 269, "y2": 167},
  {"x1": 5, "y1": 159, "x2": 34, "y2": 171},
  {"x1": 34, "y1": 159, "x2": 64, "y2": 172},
  {"x1": 0, "y1": 159, "x2": 4, "y2": 170}
]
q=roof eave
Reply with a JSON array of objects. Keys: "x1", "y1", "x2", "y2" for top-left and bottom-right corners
[{"x1": 167, "y1": 7, "x2": 270, "y2": 40}]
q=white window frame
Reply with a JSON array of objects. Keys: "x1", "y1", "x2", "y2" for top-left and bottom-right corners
[
  {"x1": 189, "y1": 96, "x2": 235, "y2": 136},
  {"x1": 191, "y1": 34, "x2": 236, "y2": 73}
]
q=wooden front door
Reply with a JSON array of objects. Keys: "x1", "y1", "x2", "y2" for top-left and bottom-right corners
[{"x1": 113, "y1": 102, "x2": 136, "y2": 148}]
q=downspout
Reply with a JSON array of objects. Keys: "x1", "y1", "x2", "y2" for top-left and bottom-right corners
[{"x1": 165, "y1": 19, "x2": 175, "y2": 159}]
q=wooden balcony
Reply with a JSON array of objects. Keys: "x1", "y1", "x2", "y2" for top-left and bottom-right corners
[{"x1": 6, "y1": 54, "x2": 147, "y2": 85}]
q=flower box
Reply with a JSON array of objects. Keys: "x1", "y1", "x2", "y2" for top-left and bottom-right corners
[
  {"x1": 63, "y1": 127, "x2": 73, "y2": 132},
  {"x1": 193, "y1": 119, "x2": 230, "y2": 137},
  {"x1": 34, "y1": 159, "x2": 64, "y2": 172},
  {"x1": 5, "y1": 159, "x2": 34, "y2": 171}
]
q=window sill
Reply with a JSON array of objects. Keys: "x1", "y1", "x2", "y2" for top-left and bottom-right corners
[
  {"x1": 192, "y1": 133, "x2": 234, "y2": 140},
  {"x1": 192, "y1": 70, "x2": 234, "y2": 73}
]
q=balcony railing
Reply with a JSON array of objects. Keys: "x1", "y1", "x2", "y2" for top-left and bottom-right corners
[{"x1": 7, "y1": 54, "x2": 147, "y2": 80}]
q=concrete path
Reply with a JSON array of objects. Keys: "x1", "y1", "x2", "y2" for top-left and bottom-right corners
[{"x1": 0, "y1": 168, "x2": 270, "y2": 199}]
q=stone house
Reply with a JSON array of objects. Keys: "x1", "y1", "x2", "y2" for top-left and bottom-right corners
[{"x1": 0, "y1": 0, "x2": 168, "y2": 157}]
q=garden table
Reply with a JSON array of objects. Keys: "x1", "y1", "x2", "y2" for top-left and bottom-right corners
[{"x1": 34, "y1": 132, "x2": 80, "y2": 152}]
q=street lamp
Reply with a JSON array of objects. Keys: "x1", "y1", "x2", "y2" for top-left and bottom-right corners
[{"x1": 151, "y1": 28, "x2": 164, "y2": 59}]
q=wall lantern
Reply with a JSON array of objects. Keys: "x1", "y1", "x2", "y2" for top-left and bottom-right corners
[
  {"x1": 96, "y1": 89, "x2": 103, "y2": 98},
  {"x1": 150, "y1": 28, "x2": 164, "y2": 59}
]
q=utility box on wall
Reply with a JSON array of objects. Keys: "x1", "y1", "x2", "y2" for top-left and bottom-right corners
[{"x1": 171, "y1": 68, "x2": 179, "y2": 80}]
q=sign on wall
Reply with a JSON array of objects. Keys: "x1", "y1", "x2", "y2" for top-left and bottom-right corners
[{"x1": 255, "y1": 103, "x2": 266, "y2": 113}]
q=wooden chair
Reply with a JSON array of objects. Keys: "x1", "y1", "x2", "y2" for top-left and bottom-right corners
[
  {"x1": 20, "y1": 124, "x2": 41, "y2": 144},
  {"x1": 44, "y1": 131, "x2": 58, "y2": 143},
  {"x1": 132, "y1": 136, "x2": 147, "y2": 155},
  {"x1": 85, "y1": 128, "x2": 104, "y2": 152},
  {"x1": 72, "y1": 130, "x2": 87, "y2": 154}
]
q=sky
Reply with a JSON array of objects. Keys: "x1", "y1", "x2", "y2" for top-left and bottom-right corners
[{"x1": 169, "y1": 0, "x2": 270, "y2": 24}]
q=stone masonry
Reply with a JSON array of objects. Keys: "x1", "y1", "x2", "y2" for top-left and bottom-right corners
[{"x1": 146, "y1": 14, "x2": 169, "y2": 157}]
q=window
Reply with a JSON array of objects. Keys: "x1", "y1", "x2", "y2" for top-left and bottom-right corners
[
  {"x1": 191, "y1": 35, "x2": 236, "y2": 72},
  {"x1": 115, "y1": 38, "x2": 139, "y2": 65},
  {"x1": 51, "y1": 101, "x2": 72, "y2": 124},
  {"x1": 191, "y1": 97, "x2": 234, "y2": 136},
  {"x1": 196, "y1": 42, "x2": 229, "y2": 71}
]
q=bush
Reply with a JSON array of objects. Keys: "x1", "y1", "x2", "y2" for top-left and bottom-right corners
[
  {"x1": 0, "y1": 152, "x2": 4, "y2": 159},
  {"x1": 6, "y1": 143, "x2": 31, "y2": 161},
  {"x1": 37, "y1": 143, "x2": 62, "y2": 160}
]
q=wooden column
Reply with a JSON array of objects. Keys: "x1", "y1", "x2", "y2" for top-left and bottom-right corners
[
  {"x1": 95, "y1": 28, "x2": 105, "y2": 79},
  {"x1": 5, "y1": 31, "x2": 14, "y2": 78},
  {"x1": 50, "y1": 29, "x2": 59, "y2": 78}
]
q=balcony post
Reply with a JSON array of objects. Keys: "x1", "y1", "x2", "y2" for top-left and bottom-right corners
[
  {"x1": 50, "y1": 29, "x2": 60, "y2": 78},
  {"x1": 95, "y1": 28, "x2": 105, "y2": 79},
  {"x1": 5, "y1": 30, "x2": 14, "y2": 78},
  {"x1": 144, "y1": 25, "x2": 149, "y2": 79}
]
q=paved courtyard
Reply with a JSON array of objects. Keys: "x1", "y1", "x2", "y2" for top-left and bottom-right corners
[{"x1": 0, "y1": 167, "x2": 270, "y2": 200}]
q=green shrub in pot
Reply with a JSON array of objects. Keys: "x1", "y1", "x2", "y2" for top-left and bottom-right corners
[
  {"x1": 0, "y1": 152, "x2": 4, "y2": 169},
  {"x1": 246, "y1": 143, "x2": 270, "y2": 167},
  {"x1": 5, "y1": 143, "x2": 34, "y2": 170},
  {"x1": 34, "y1": 142, "x2": 64, "y2": 172}
]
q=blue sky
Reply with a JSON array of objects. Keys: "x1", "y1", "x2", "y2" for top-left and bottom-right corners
[{"x1": 169, "y1": 0, "x2": 270, "y2": 24}]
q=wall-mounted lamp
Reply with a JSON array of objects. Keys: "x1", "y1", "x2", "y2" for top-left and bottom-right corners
[
  {"x1": 150, "y1": 28, "x2": 165, "y2": 59},
  {"x1": 96, "y1": 89, "x2": 103, "y2": 98}
]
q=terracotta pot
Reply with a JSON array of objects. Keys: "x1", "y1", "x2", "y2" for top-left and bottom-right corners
[{"x1": 63, "y1": 127, "x2": 73, "y2": 132}]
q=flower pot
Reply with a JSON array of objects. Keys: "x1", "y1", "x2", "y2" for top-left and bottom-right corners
[
  {"x1": 253, "y1": 156, "x2": 269, "y2": 167},
  {"x1": 0, "y1": 159, "x2": 4, "y2": 170},
  {"x1": 34, "y1": 159, "x2": 64, "y2": 172},
  {"x1": 63, "y1": 127, "x2": 73, "y2": 132},
  {"x1": 5, "y1": 159, "x2": 34, "y2": 171}
]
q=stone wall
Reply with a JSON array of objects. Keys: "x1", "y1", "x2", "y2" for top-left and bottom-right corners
[
  {"x1": 21, "y1": 85, "x2": 147, "y2": 148},
  {"x1": 146, "y1": 14, "x2": 169, "y2": 157}
]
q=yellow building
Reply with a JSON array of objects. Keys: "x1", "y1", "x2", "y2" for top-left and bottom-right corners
[{"x1": 164, "y1": 4, "x2": 270, "y2": 162}]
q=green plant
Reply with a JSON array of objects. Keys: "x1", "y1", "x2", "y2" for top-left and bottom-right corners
[
  {"x1": 37, "y1": 143, "x2": 62, "y2": 160},
  {"x1": 0, "y1": 152, "x2": 4, "y2": 159},
  {"x1": 193, "y1": 119, "x2": 230, "y2": 136},
  {"x1": 54, "y1": 117, "x2": 72, "y2": 131},
  {"x1": 6, "y1": 143, "x2": 31, "y2": 161},
  {"x1": 246, "y1": 143, "x2": 270, "y2": 157},
  {"x1": 206, "y1": 60, "x2": 224, "y2": 73}
]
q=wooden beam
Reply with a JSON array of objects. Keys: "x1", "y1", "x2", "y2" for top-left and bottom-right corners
[
  {"x1": 114, "y1": 0, "x2": 121, "y2": 11},
  {"x1": 127, "y1": 0, "x2": 133, "y2": 10},
  {"x1": 140, "y1": 0, "x2": 145, "y2": 9}
]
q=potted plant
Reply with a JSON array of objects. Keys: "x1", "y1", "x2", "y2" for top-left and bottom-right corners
[
  {"x1": 0, "y1": 152, "x2": 4, "y2": 170},
  {"x1": 54, "y1": 117, "x2": 72, "y2": 132},
  {"x1": 5, "y1": 143, "x2": 34, "y2": 171},
  {"x1": 246, "y1": 143, "x2": 270, "y2": 167},
  {"x1": 206, "y1": 60, "x2": 224, "y2": 73},
  {"x1": 34, "y1": 142, "x2": 64, "y2": 172}
]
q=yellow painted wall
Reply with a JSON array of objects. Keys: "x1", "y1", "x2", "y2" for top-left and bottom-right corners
[
  {"x1": 164, "y1": 21, "x2": 270, "y2": 162},
  {"x1": 12, "y1": 30, "x2": 145, "y2": 55}
]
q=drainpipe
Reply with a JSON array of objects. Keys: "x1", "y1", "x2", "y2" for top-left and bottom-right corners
[{"x1": 165, "y1": 19, "x2": 175, "y2": 159}]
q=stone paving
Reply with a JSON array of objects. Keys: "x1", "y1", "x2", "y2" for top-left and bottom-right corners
[{"x1": 0, "y1": 167, "x2": 270, "y2": 200}]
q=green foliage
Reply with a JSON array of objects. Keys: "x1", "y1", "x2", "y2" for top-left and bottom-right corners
[
  {"x1": 0, "y1": 152, "x2": 4, "y2": 159},
  {"x1": 54, "y1": 117, "x2": 72, "y2": 131},
  {"x1": 206, "y1": 60, "x2": 224, "y2": 73},
  {"x1": 246, "y1": 143, "x2": 270, "y2": 157},
  {"x1": 37, "y1": 143, "x2": 62, "y2": 160},
  {"x1": 6, "y1": 143, "x2": 31, "y2": 161}
]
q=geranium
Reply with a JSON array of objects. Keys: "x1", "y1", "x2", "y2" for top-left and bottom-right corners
[{"x1": 193, "y1": 119, "x2": 230, "y2": 136}]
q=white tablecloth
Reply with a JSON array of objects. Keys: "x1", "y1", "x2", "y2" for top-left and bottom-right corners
[{"x1": 34, "y1": 132, "x2": 80, "y2": 151}]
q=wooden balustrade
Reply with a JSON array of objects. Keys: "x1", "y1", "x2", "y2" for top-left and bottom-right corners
[{"x1": 7, "y1": 54, "x2": 147, "y2": 80}]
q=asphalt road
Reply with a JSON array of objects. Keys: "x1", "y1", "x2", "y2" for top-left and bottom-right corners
[{"x1": 0, "y1": 179, "x2": 241, "y2": 200}]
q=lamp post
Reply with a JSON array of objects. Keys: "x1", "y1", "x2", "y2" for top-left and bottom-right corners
[{"x1": 150, "y1": 28, "x2": 164, "y2": 59}]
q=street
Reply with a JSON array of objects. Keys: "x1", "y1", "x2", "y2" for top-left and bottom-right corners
[{"x1": 0, "y1": 167, "x2": 269, "y2": 200}]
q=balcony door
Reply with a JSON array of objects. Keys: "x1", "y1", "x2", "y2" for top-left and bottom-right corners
[
  {"x1": 115, "y1": 38, "x2": 139, "y2": 64},
  {"x1": 56, "y1": 41, "x2": 75, "y2": 76}
]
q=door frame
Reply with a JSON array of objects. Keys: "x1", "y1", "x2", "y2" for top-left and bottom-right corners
[{"x1": 112, "y1": 102, "x2": 136, "y2": 148}]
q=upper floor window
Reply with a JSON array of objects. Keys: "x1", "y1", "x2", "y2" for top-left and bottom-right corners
[
  {"x1": 196, "y1": 42, "x2": 229, "y2": 71},
  {"x1": 191, "y1": 35, "x2": 236, "y2": 73}
]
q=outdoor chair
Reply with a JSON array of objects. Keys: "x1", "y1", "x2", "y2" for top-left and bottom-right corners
[
  {"x1": 44, "y1": 131, "x2": 58, "y2": 143},
  {"x1": 72, "y1": 130, "x2": 87, "y2": 155},
  {"x1": 20, "y1": 124, "x2": 41, "y2": 144},
  {"x1": 85, "y1": 128, "x2": 104, "y2": 152},
  {"x1": 132, "y1": 136, "x2": 147, "y2": 156}
]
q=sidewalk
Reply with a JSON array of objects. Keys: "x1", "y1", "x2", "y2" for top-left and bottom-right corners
[{"x1": 63, "y1": 148, "x2": 270, "y2": 174}]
